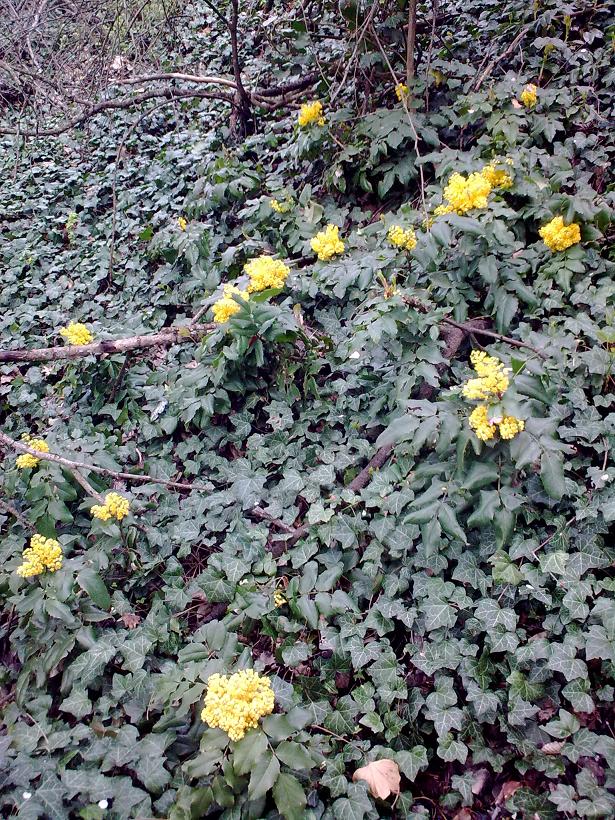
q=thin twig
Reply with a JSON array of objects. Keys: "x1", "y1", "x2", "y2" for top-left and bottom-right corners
[
  {"x1": 0, "y1": 432, "x2": 213, "y2": 494},
  {"x1": 0, "y1": 498, "x2": 35, "y2": 531},
  {"x1": 440, "y1": 317, "x2": 548, "y2": 359}
]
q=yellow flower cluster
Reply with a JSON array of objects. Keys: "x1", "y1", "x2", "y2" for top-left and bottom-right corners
[
  {"x1": 15, "y1": 434, "x2": 49, "y2": 469},
  {"x1": 499, "y1": 415, "x2": 526, "y2": 440},
  {"x1": 395, "y1": 82, "x2": 409, "y2": 101},
  {"x1": 481, "y1": 163, "x2": 513, "y2": 190},
  {"x1": 462, "y1": 350, "x2": 510, "y2": 400},
  {"x1": 520, "y1": 83, "x2": 538, "y2": 108},
  {"x1": 434, "y1": 162, "x2": 514, "y2": 217},
  {"x1": 463, "y1": 351, "x2": 524, "y2": 442},
  {"x1": 539, "y1": 216, "x2": 581, "y2": 252},
  {"x1": 244, "y1": 256, "x2": 290, "y2": 293},
  {"x1": 270, "y1": 199, "x2": 287, "y2": 213},
  {"x1": 274, "y1": 589, "x2": 287, "y2": 607},
  {"x1": 469, "y1": 404, "x2": 497, "y2": 442},
  {"x1": 178, "y1": 216, "x2": 188, "y2": 230},
  {"x1": 311, "y1": 224, "x2": 345, "y2": 261},
  {"x1": 201, "y1": 669, "x2": 275, "y2": 741},
  {"x1": 91, "y1": 492, "x2": 130, "y2": 521},
  {"x1": 212, "y1": 285, "x2": 249, "y2": 324},
  {"x1": 387, "y1": 225, "x2": 417, "y2": 251},
  {"x1": 60, "y1": 322, "x2": 93, "y2": 345},
  {"x1": 16, "y1": 534, "x2": 63, "y2": 578},
  {"x1": 298, "y1": 101, "x2": 325, "y2": 128}
]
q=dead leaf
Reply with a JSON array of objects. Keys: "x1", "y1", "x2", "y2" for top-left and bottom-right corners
[
  {"x1": 541, "y1": 741, "x2": 565, "y2": 755},
  {"x1": 471, "y1": 768, "x2": 489, "y2": 794},
  {"x1": 453, "y1": 809, "x2": 473, "y2": 820},
  {"x1": 353, "y1": 759, "x2": 400, "y2": 800},
  {"x1": 496, "y1": 780, "x2": 522, "y2": 804},
  {"x1": 512, "y1": 99, "x2": 522, "y2": 108},
  {"x1": 120, "y1": 613, "x2": 141, "y2": 629}
]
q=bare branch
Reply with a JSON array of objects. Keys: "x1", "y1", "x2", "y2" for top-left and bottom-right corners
[
  {"x1": 0, "y1": 432, "x2": 213, "y2": 494},
  {"x1": 0, "y1": 323, "x2": 216, "y2": 363}
]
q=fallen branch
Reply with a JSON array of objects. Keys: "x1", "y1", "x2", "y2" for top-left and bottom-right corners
[
  {"x1": 0, "y1": 431, "x2": 213, "y2": 494},
  {"x1": 473, "y1": 25, "x2": 531, "y2": 90},
  {"x1": 349, "y1": 444, "x2": 394, "y2": 492},
  {"x1": 0, "y1": 323, "x2": 215, "y2": 363},
  {"x1": 0, "y1": 89, "x2": 234, "y2": 137}
]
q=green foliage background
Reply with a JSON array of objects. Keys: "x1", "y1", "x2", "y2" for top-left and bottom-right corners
[{"x1": 1, "y1": 1, "x2": 614, "y2": 817}]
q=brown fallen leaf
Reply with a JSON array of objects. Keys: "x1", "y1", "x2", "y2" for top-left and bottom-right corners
[
  {"x1": 453, "y1": 809, "x2": 473, "y2": 820},
  {"x1": 353, "y1": 759, "x2": 401, "y2": 800},
  {"x1": 120, "y1": 613, "x2": 141, "y2": 629},
  {"x1": 541, "y1": 740, "x2": 565, "y2": 755},
  {"x1": 495, "y1": 780, "x2": 522, "y2": 804}
]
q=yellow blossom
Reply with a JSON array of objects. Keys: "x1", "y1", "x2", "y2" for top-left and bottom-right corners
[
  {"x1": 520, "y1": 83, "x2": 538, "y2": 108},
  {"x1": 270, "y1": 199, "x2": 285, "y2": 213},
  {"x1": 178, "y1": 216, "x2": 188, "y2": 230},
  {"x1": 274, "y1": 589, "x2": 287, "y2": 607},
  {"x1": 91, "y1": 491, "x2": 130, "y2": 522},
  {"x1": 60, "y1": 322, "x2": 93, "y2": 346},
  {"x1": 311, "y1": 224, "x2": 345, "y2": 261},
  {"x1": 468, "y1": 404, "x2": 496, "y2": 442},
  {"x1": 439, "y1": 171, "x2": 492, "y2": 214},
  {"x1": 244, "y1": 256, "x2": 290, "y2": 293},
  {"x1": 16, "y1": 534, "x2": 63, "y2": 577},
  {"x1": 212, "y1": 285, "x2": 249, "y2": 324},
  {"x1": 15, "y1": 435, "x2": 49, "y2": 469},
  {"x1": 462, "y1": 351, "x2": 510, "y2": 400},
  {"x1": 387, "y1": 224, "x2": 417, "y2": 251},
  {"x1": 395, "y1": 82, "x2": 408, "y2": 101},
  {"x1": 481, "y1": 163, "x2": 513, "y2": 189},
  {"x1": 538, "y1": 216, "x2": 581, "y2": 252},
  {"x1": 498, "y1": 416, "x2": 525, "y2": 440},
  {"x1": 201, "y1": 669, "x2": 275, "y2": 741},
  {"x1": 298, "y1": 101, "x2": 325, "y2": 128}
]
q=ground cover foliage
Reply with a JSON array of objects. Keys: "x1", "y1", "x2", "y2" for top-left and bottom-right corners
[{"x1": 1, "y1": 0, "x2": 614, "y2": 817}]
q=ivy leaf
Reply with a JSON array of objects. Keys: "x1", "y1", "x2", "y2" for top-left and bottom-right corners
[{"x1": 395, "y1": 746, "x2": 428, "y2": 781}]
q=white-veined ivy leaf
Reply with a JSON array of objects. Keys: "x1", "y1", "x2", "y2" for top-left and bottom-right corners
[
  {"x1": 395, "y1": 746, "x2": 428, "y2": 781},
  {"x1": 331, "y1": 782, "x2": 373, "y2": 820}
]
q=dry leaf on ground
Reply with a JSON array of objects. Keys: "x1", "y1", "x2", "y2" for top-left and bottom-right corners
[{"x1": 352, "y1": 759, "x2": 401, "y2": 799}]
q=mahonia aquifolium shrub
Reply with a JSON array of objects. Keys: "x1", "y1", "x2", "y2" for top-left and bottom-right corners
[
  {"x1": 201, "y1": 670, "x2": 275, "y2": 742},
  {"x1": 244, "y1": 255, "x2": 290, "y2": 292},
  {"x1": 16, "y1": 535, "x2": 63, "y2": 577},
  {"x1": 387, "y1": 224, "x2": 417, "y2": 250},
  {"x1": 90, "y1": 491, "x2": 130, "y2": 521},
  {"x1": 15, "y1": 434, "x2": 49, "y2": 469},
  {"x1": 1, "y1": 2, "x2": 613, "y2": 817},
  {"x1": 463, "y1": 351, "x2": 525, "y2": 442},
  {"x1": 297, "y1": 100, "x2": 325, "y2": 127},
  {"x1": 59, "y1": 321, "x2": 93, "y2": 345},
  {"x1": 520, "y1": 82, "x2": 538, "y2": 108},
  {"x1": 539, "y1": 216, "x2": 582, "y2": 252},
  {"x1": 311, "y1": 223, "x2": 345, "y2": 261},
  {"x1": 212, "y1": 284, "x2": 249, "y2": 324}
]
